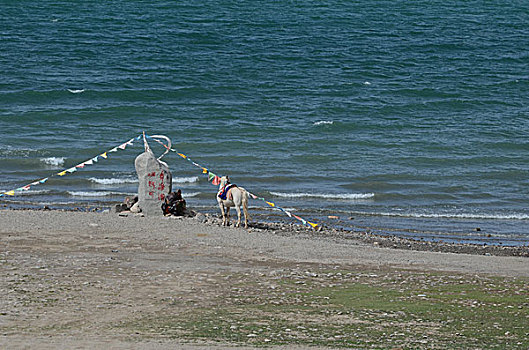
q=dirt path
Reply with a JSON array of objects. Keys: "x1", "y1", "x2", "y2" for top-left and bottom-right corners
[{"x1": 1, "y1": 210, "x2": 527, "y2": 349}]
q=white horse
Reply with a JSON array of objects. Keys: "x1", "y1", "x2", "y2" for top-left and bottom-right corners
[{"x1": 216, "y1": 176, "x2": 250, "y2": 228}]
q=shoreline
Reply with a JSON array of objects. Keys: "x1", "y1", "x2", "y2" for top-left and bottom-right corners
[
  {"x1": 1, "y1": 208, "x2": 527, "y2": 272},
  {"x1": 2, "y1": 206, "x2": 528, "y2": 257},
  {"x1": 3, "y1": 195, "x2": 529, "y2": 247}
]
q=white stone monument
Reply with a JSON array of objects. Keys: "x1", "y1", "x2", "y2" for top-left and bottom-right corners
[{"x1": 134, "y1": 134, "x2": 172, "y2": 215}]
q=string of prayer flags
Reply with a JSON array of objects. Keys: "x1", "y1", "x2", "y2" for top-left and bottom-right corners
[
  {"x1": 0, "y1": 134, "x2": 142, "y2": 198},
  {"x1": 146, "y1": 135, "x2": 319, "y2": 229},
  {"x1": 247, "y1": 191, "x2": 319, "y2": 229}
]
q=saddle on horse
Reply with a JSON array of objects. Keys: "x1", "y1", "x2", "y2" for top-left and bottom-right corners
[{"x1": 217, "y1": 183, "x2": 237, "y2": 201}]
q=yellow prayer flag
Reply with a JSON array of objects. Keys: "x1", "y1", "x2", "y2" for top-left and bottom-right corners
[
  {"x1": 266, "y1": 201, "x2": 275, "y2": 207},
  {"x1": 177, "y1": 153, "x2": 187, "y2": 159},
  {"x1": 6, "y1": 190, "x2": 15, "y2": 196},
  {"x1": 308, "y1": 222, "x2": 319, "y2": 229},
  {"x1": 57, "y1": 171, "x2": 67, "y2": 176},
  {"x1": 100, "y1": 152, "x2": 108, "y2": 159}
]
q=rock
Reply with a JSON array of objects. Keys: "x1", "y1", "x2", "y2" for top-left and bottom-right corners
[
  {"x1": 194, "y1": 212, "x2": 207, "y2": 223},
  {"x1": 134, "y1": 136, "x2": 172, "y2": 216}
]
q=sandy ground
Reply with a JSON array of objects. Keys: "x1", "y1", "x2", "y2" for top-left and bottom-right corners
[{"x1": 1, "y1": 210, "x2": 528, "y2": 349}]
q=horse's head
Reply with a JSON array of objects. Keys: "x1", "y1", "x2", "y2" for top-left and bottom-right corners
[{"x1": 219, "y1": 175, "x2": 230, "y2": 189}]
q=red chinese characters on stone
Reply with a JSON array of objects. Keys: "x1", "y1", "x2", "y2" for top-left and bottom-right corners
[{"x1": 145, "y1": 171, "x2": 166, "y2": 199}]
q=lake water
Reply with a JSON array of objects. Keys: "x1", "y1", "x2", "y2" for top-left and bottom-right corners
[{"x1": 1, "y1": 0, "x2": 529, "y2": 245}]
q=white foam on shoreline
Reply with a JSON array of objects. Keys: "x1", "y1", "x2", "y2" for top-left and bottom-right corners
[
  {"x1": 40, "y1": 157, "x2": 65, "y2": 167},
  {"x1": 270, "y1": 192, "x2": 375, "y2": 200}
]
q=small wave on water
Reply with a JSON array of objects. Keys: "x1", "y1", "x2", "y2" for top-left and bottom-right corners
[
  {"x1": 89, "y1": 176, "x2": 199, "y2": 185},
  {"x1": 270, "y1": 191, "x2": 375, "y2": 200},
  {"x1": 173, "y1": 176, "x2": 199, "y2": 184},
  {"x1": 67, "y1": 191, "x2": 133, "y2": 197},
  {"x1": 313, "y1": 120, "x2": 334, "y2": 126},
  {"x1": 182, "y1": 191, "x2": 200, "y2": 198},
  {"x1": 89, "y1": 177, "x2": 137, "y2": 185},
  {"x1": 352, "y1": 211, "x2": 529, "y2": 221},
  {"x1": 67, "y1": 89, "x2": 85, "y2": 94},
  {"x1": 40, "y1": 157, "x2": 65, "y2": 167}
]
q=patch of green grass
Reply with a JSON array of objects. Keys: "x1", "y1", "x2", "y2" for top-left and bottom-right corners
[{"x1": 118, "y1": 270, "x2": 529, "y2": 349}]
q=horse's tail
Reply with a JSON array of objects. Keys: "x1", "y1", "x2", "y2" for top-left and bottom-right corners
[{"x1": 242, "y1": 189, "x2": 250, "y2": 223}]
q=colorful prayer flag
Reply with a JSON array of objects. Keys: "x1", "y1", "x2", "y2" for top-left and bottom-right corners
[{"x1": 212, "y1": 175, "x2": 221, "y2": 186}]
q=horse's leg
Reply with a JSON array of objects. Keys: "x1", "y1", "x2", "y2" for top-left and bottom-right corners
[
  {"x1": 234, "y1": 203, "x2": 242, "y2": 228},
  {"x1": 242, "y1": 191, "x2": 249, "y2": 229},
  {"x1": 218, "y1": 201, "x2": 226, "y2": 226},
  {"x1": 225, "y1": 207, "x2": 230, "y2": 226}
]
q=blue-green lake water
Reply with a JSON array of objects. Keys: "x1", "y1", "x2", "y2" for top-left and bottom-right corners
[{"x1": 1, "y1": 1, "x2": 529, "y2": 245}]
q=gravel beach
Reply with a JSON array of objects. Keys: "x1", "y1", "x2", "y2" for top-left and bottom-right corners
[{"x1": 1, "y1": 209, "x2": 528, "y2": 349}]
